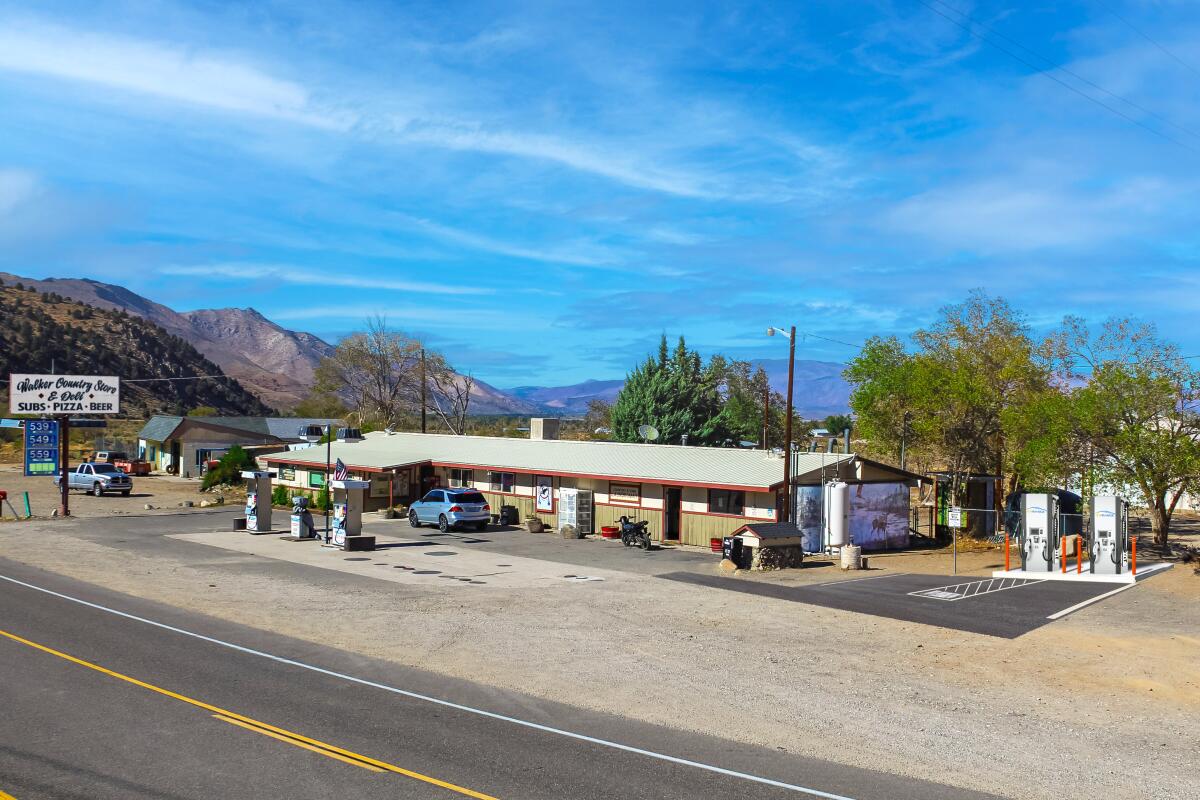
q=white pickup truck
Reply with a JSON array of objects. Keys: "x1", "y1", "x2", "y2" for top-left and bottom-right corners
[{"x1": 54, "y1": 462, "x2": 134, "y2": 496}]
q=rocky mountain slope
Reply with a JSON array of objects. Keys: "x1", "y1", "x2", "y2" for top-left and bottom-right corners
[
  {"x1": 508, "y1": 379, "x2": 625, "y2": 415},
  {"x1": 0, "y1": 273, "x2": 331, "y2": 409},
  {"x1": 0, "y1": 281, "x2": 272, "y2": 417}
]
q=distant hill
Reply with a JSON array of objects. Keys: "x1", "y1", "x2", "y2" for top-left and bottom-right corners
[
  {"x1": 0, "y1": 273, "x2": 332, "y2": 409},
  {"x1": 508, "y1": 379, "x2": 625, "y2": 415},
  {"x1": 0, "y1": 280, "x2": 272, "y2": 417}
]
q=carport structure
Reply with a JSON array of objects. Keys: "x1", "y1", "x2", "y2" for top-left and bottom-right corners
[{"x1": 262, "y1": 429, "x2": 920, "y2": 548}]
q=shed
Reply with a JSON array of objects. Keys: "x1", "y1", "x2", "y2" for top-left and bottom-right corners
[{"x1": 730, "y1": 521, "x2": 805, "y2": 571}]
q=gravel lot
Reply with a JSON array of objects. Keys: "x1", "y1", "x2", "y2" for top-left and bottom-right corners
[
  {"x1": 0, "y1": 508, "x2": 1196, "y2": 800},
  {"x1": 0, "y1": 464, "x2": 237, "y2": 519}
]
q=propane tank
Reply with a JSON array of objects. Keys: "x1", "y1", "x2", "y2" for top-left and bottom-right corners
[{"x1": 826, "y1": 481, "x2": 850, "y2": 547}]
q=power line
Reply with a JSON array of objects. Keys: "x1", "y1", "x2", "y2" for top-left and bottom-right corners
[
  {"x1": 925, "y1": 0, "x2": 1200, "y2": 144},
  {"x1": 913, "y1": 0, "x2": 1198, "y2": 154},
  {"x1": 1098, "y1": 1, "x2": 1200, "y2": 79}
]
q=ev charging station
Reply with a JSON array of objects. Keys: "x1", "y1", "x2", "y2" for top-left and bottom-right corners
[
  {"x1": 331, "y1": 479, "x2": 373, "y2": 550},
  {"x1": 1020, "y1": 492, "x2": 1059, "y2": 573},
  {"x1": 1089, "y1": 495, "x2": 1129, "y2": 575},
  {"x1": 241, "y1": 470, "x2": 276, "y2": 533}
]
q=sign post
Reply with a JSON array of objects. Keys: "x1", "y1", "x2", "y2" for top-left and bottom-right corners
[
  {"x1": 9, "y1": 374, "x2": 121, "y2": 519},
  {"x1": 948, "y1": 506, "x2": 961, "y2": 575}
]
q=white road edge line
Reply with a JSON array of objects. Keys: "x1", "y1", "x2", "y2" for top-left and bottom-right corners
[
  {"x1": 1046, "y1": 583, "x2": 1137, "y2": 620},
  {"x1": 0, "y1": 573, "x2": 855, "y2": 800}
]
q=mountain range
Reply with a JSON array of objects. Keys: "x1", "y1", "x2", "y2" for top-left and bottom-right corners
[{"x1": 1, "y1": 273, "x2": 852, "y2": 416}]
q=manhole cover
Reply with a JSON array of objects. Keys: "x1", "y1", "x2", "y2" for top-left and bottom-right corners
[
  {"x1": 469, "y1": 581, "x2": 486, "y2": 585},
  {"x1": 344, "y1": 557, "x2": 370, "y2": 562},
  {"x1": 496, "y1": 564, "x2": 512, "y2": 567},
  {"x1": 414, "y1": 570, "x2": 440, "y2": 575},
  {"x1": 426, "y1": 551, "x2": 457, "y2": 556}
]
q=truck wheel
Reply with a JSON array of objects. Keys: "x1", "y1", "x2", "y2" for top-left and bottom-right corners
[
  {"x1": 121, "y1": 490, "x2": 131, "y2": 497},
  {"x1": 408, "y1": 509, "x2": 421, "y2": 528},
  {"x1": 93, "y1": 483, "x2": 104, "y2": 497}
]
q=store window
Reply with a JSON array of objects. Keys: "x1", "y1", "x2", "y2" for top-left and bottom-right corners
[
  {"x1": 708, "y1": 489, "x2": 745, "y2": 516},
  {"x1": 449, "y1": 467, "x2": 474, "y2": 487},
  {"x1": 488, "y1": 471, "x2": 516, "y2": 493}
]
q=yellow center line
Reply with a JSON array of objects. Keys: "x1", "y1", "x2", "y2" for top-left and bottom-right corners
[
  {"x1": 212, "y1": 714, "x2": 385, "y2": 772},
  {"x1": 0, "y1": 628, "x2": 498, "y2": 800}
]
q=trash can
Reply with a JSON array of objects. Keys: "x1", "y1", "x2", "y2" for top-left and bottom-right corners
[
  {"x1": 500, "y1": 505, "x2": 519, "y2": 525},
  {"x1": 722, "y1": 536, "x2": 744, "y2": 566}
]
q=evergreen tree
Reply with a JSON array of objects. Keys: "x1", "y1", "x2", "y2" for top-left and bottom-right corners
[{"x1": 610, "y1": 335, "x2": 726, "y2": 445}]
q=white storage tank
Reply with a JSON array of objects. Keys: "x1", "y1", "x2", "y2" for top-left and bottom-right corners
[{"x1": 825, "y1": 481, "x2": 850, "y2": 547}]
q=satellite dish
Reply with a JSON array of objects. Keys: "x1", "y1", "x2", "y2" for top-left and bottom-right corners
[{"x1": 637, "y1": 424, "x2": 660, "y2": 442}]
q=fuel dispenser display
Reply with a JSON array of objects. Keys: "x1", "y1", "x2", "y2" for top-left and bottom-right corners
[
  {"x1": 1020, "y1": 492, "x2": 1059, "y2": 573},
  {"x1": 1089, "y1": 495, "x2": 1129, "y2": 575},
  {"x1": 240, "y1": 470, "x2": 276, "y2": 533},
  {"x1": 289, "y1": 496, "x2": 317, "y2": 539}
]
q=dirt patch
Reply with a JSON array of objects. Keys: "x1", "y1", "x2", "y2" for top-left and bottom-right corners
[{"x1": 0, "y1": 465, "x2": 241, "y2": 519}]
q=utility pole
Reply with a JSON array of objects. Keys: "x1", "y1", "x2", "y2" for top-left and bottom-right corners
[
  {"x1": 766, "y1": 325, "x2": 797, "y2": 522},
  {"x1": 324, "y1": 424, "x2": 332, "y2": 542},
  {"x1": 761, "y1": 382, "x2": 770, "y2": 449},
  {"x1": 420, "y1": 348, "x2": 427, "y2": 434},
  {"x1": 783, "y1": 325, "x2": 795, "y2": 521}
]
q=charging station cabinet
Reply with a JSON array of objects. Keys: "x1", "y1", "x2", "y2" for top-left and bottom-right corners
[
  {"x1": 1089, "y1": 495, "x2": 1129, "y2": 575},
  {"x1": 241, "y1": 470, "x2": 276, "y2": 533},
  {"x1": 1020, "y1": 492, "x2": 1059, "y2": 572}
]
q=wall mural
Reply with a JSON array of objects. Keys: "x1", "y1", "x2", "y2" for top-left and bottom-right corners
[{"x1": 794, "y1": 482, "x2": 910, "y2": 552}]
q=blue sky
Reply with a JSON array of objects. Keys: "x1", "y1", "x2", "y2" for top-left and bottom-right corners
[{"x1": 1, "y1": 1, "x2": 1199, "y2": 387}]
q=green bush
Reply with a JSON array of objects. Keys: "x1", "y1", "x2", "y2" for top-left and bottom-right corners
[
  {"x1": 315, "y1": 487, "x2": 331, "y2": 512},
  {"x1": 200, "y1": 445, "x2": 256, "y2": 490},
  {"x1": 271, "y1": 485, "x2": 290, "y2": 507}
]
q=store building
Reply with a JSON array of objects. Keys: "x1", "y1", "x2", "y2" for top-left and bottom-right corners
[
  {"x1": 137, "y1": 415, "x2": 342, "y2": 478},
  {"x1": 261, "y1": 422, "x2": 920, "y2": 548}
]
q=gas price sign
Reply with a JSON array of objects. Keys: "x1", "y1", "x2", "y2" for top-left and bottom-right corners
[{"x1": 24, "y1": 419, "x2": 59, "y2": 477}]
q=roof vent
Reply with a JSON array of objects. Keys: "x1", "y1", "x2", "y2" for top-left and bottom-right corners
[{"x1": 529, "y1": 418, "x2": 560, "y2": 441}]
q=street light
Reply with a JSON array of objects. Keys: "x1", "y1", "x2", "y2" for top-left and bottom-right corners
[{"x1": 766, "y1": 326, "x2": 796, "y2": 522}]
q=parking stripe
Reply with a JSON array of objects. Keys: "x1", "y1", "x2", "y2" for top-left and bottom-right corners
[{"x1": 1046, "y1": 583, "x2": 1137, "y2": 620}]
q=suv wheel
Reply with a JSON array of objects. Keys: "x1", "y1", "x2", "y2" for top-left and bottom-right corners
[
  {"x1": 438, "y1": 515, "x2": 450, "y2": 533},
  {"x1": 92, "y1": 483, "x2": 104, "y2": 497},
  {"x1": 409, "y1": 509, "x2": 421, "y2": 528},
  {"x1": 476, "y1": 520, "x2": 487, "y2": 532}
]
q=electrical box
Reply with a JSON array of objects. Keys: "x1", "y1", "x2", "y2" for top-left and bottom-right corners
[
  {"x1": 1020, "y1": 492, "x2": 1059, "y2": 572},
  {"x1": 1089, "y1": 495, "x2": 1129, "y2": 575}
]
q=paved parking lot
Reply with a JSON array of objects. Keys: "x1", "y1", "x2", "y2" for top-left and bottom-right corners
[{"x1": 658, "y1": 571, "x2": 1134, "y2": 638}]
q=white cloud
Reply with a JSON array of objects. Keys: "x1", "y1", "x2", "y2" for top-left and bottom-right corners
[
  {"x1": 394, "y1": 213, "x2": 629, "y2": 268},
  {"x1": 0, "y1": 20, "x2": 353, "y2": 129},
  {"x1": 161, "y1": 263, "x2": 492, "y2": 295},
  {"x1": 0, "y1": 168, "x2": 39, "y2": 215}
]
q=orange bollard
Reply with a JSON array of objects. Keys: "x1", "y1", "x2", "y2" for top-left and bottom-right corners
[
  {"x1": 1076, "y1": 536, "x2": 1081, "y2": 574},
  {"x1": 1004, "y1": 532, "x2": 1010, "y2": 572},
  {"x1": 1061, "y1": 536, "x2": 1067, "y2": 573},
  {"x1": 1132, "y1": 537, "x2": 1137, "y2": 575}
]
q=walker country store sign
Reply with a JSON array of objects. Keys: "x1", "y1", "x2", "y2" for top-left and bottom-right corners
[{"x1": 8, "y1": 374, "x2": 121, "y2": 414}]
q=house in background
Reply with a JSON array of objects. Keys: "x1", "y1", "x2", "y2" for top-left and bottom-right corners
[{"x1": 137, "y1": 415, "x2": 342, "y2": 478}]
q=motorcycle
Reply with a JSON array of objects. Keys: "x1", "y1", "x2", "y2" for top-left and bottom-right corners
[{"x1": 618, "y1": 516, "x2": 652, "y2": 550}]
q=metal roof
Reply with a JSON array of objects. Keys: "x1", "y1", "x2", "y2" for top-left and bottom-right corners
[
  {"x1": 138, "y1": 415, "x2": 341, "y2": 443},
  {"x1": 264, "y1": 431, "x2": 860, "y2": 490}
]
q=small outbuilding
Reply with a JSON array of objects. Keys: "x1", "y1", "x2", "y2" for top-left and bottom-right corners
[
  {"x1": 730, "y1": 521, "x2": 805, "y2": 571},
  {"x1": 138, "y1": 415, "x2": 342, "y2": 478}
]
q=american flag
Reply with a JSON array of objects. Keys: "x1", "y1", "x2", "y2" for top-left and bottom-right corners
[{"x1": 333, "y1": 458, "x2": 349, "y2": 481}]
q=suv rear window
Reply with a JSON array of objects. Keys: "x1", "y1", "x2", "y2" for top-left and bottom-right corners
[{"x1": 451, "y1": 491, "x2": 486, "y2": 504}]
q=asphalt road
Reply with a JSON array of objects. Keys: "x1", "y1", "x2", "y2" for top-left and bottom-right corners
[{"x1": 0, "y1": 560, "x2": 1003, "y2": 800}]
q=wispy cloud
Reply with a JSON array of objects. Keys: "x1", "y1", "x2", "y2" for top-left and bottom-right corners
[
  {"x1": 161, "y1": 263, "x2": 491, "y2": 295},
  {"x1": 0, "y1": 168, "x2": 38, "y2": 216},
  {"x1": 0, "y1": 19, "x2": 352, "y2": 129},
  {"x1": 394, "y1": 213, "x2": 628, "y2": 268}
]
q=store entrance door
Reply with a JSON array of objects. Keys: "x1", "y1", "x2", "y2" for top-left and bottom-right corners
[{"x1": 665, "y1": 487, "x2": 681, "y2": 541}]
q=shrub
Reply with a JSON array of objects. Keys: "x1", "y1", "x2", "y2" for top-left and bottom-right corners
[
  {"x1": 271, "y1": 485, "x2": 290, "y2": 507},
  {"x1": 200, "y1": 445, "x2": 256, "y2": 490}
]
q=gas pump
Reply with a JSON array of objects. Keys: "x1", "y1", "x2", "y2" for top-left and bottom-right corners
[
  {"x1": 289, "y1": 496, "x2": 317, "y2": 539},
  {"x1": 331, "y1": 479, "x2": 370, "y2": 549},
  {"x1": 240, "y1": 470, "x2": 275, "y2": 533},
  {"x1": 1089, "y1": 495, "x2": 1129, "y2": 575},
  {"x1": 1020, "y1": 492, "x2": 1059, "y2": 573}
]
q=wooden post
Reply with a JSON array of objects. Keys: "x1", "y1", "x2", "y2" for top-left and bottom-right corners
[{"x1": 58, "y1": 415, "x2": 71, "y2": 518}]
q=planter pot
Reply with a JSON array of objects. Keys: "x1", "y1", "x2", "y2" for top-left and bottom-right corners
[
  {"x1": 600, "y1": 526, "x2": 621, "y2": 540},
  {"x1": 527, "y1": 519, "x2": 546, "y2": 533}
]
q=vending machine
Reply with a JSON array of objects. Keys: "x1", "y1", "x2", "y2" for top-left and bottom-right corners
[
  {"x1": 1089, "y1": 495, "x2": 1129, "y2": 575},
  {"x1": 1020, "y1": 492, "x2": 1059, "y2": 572}
]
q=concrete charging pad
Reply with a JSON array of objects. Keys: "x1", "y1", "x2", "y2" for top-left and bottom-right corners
[{"x1": 991, "y1": 561, "x2": 1172, "y2": 584}]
